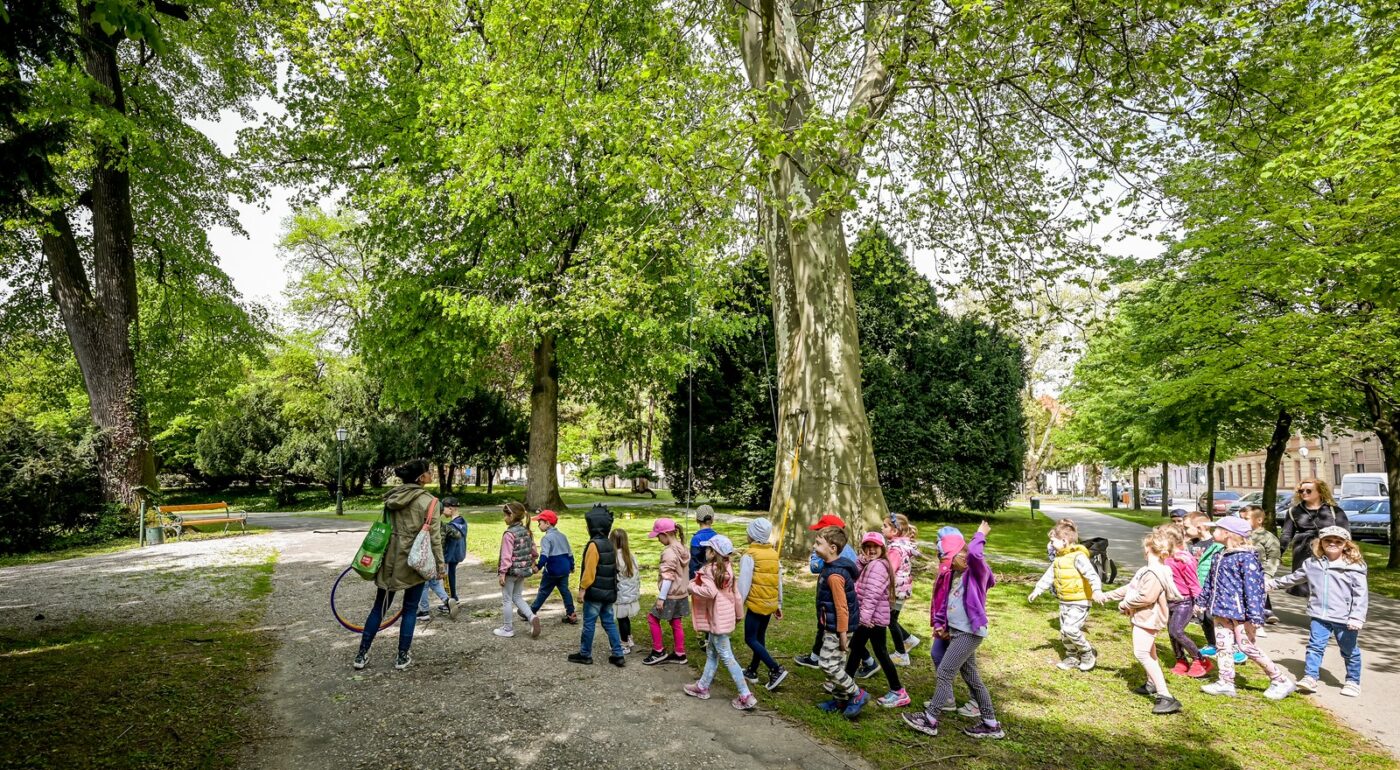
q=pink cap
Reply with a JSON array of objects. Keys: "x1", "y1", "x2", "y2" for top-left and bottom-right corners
[
  {"x1": 647, "y1": 517, "x2": 679, "y2": 538},
  {"x1": 860, "y1": 531, "x2": 887, "y2": 548}
]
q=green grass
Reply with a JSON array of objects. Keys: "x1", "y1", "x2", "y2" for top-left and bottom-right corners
[
  {"x1": 0, "y1": 563, "x2": 279, "y2": 770},
  {"x1": 0, "y1": 526, "x2": 272, "y2": 570}
]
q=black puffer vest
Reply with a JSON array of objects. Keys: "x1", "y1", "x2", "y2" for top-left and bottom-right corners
[
  {"x1": 583, "y1": 504, "x2": 618, "y2": 604},
  {"x1": 816, "y1": 557, "x2": 860, "y2": 632}
]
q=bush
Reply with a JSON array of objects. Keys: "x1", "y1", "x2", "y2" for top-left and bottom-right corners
[{"x1": 0, "y1": 415, "x2": 111, "y2": 553}]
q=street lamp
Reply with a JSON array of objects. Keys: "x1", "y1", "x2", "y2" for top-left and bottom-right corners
[{"x1": 335, "y1": 427, "x2": 348, "y2": 516}]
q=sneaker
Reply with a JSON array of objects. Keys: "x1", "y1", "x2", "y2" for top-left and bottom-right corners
[
  {"x1": 1296, "y1": 676, "x2": 1319, "y2": 694},
  {"x1": 1153, "y1": 695, "x2": 1183, "y2": 715},
  {"x1": 435, "y1": 605, "x2": 451, "y2": 616},
  {"x1": 732, "y1": 693, "x2": 758, "y2": 711},
  {"x1": 956, "y1": 701, "x2": 980, "y2": 718},
  {"x1": 962, "y1": 721, "x2": 1005, "y2": 740},
  {"x1": 1132, "y1": 682, "x2": 1157, "y2": 697},
  {"x1": 891, "y1": 652, "x2": 911, "y2": 666},
  {"x1": 1266, "y1": 614, "x2": 1279, "y2": 625},
  {"x1": 855, "y1": 659, "x2": 880, "y2": 679},
  {"x1": 1186, "y1": 659, "x2": 1213, "y2": 678},
  {"x1": 492, "y1": 626, "x2": 515, "y2": 638},
  {"x1": 842, "y1": 689, "x2": 870, "y2": 719},
  {"x1": 1263, "y1": 677, "x2": 1297, "y2": 701},
  {"x1": 1077, "y1": 652, "x2": 1097, "y2": 672},
  {"x1": 623, "y1": 640, "x2": 636, "y2": 654},
  {"x1": 902, "y1": 711, "x2": 939, "y2": 737},
  {"x1": 1170, "y1": 660, "x2": 1191, "y2": 676},
  {"x1": 765, "y1": 667, "x2": 789, "y2": 692},
  {"x1": 530, "y1": 615, "x2": 542, "y2": 639},
  {"x1": 416, "y1": 612, "x2": 432, "y2": 624},
  {"x1": 353, "y1": 649, "x2": 369, "y2": 670},
  {"x1": 817, "y1": 698, "x2": 847, "y2": 714},
  {"x1": 567, "y1": 652, "x2": 593, "y2": 665},
  {"x1": 608, "y1": 655, "x2": 626, "y2": 668},
  {"x1": 563, "y1": 613, "x2": 580, "y2": 625},
  {"x1": 905, "y1": 635, "x2": 921, "y2": 653},
  {"x1": 878, "y1": 689, "x2": 911, "y2": 708},
  {"x1": 663, "y1": 652, "x2": 688, "y2": 665},
  {"x1": 447, "y1": 598, "x2": 461, "y2": 620},
  {"x1": 1056, "y1": 656, "x2": 1080, "y2": 671},
  {"x1": 1200, "y1": 645, "x2": 1218, "y2": 657},
  {"x1": 1200, "y1": 681, "x2": 1237, "y2": 697},
  {"x1": 394, "y1": 651, "x2": 411, "y2": 670},
  {"x1": 642, "y1": 651, "x2": 667, "y2": 666},
  {"x1": 743, "y1": 668, "x2": 760, "y2": 684},
  {"x1": 1341, "y1": 682, "x2": 1360, "y2": 698},
  {"x1": 683, "y1": 682, "x2": 711, "y2": 699},
  {"x1": 793, "y1": 653, "x2": 821, "y2": 669},
  {"x1": 1233, "y1": 651, "x2": 1247, "y2": 665}
]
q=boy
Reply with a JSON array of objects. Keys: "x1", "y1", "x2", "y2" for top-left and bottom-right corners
[
  {"x1": 530, "y1": 510, "x2": 578, "y2": 623},
  {"x1": 418, "y1": 497, "x2": 462, "y2": 622},
  {"x1": 1028, "y1": 519, "x2": 1106, "y2": 671},
  {"x1": 794, "y1": 514, "x2": 875, "y2": 675},
  {"x1": 569, "y1": 504, "x2": 625, "y2": 666},
  {"x1": 1242, "y1": 505, "x2": 1282, "y2": 625},
  {"x1": 739, "y1": 517, "x2": 787, "y2": 691},
  {"x1": 690, "y1": 505, "x2": 717, "y2": 579},
  {"x1": 812, "y1": 527, "x2": 868, "y2": 718},
  {"x1": 442, "y1": 497, "x2": 468, "y2": 601}
]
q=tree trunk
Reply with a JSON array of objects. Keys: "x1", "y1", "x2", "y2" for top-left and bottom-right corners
[
  {"x1": 39, "y1": 8, "x2": 156, "y2": 507},
  {"x1": 1205, "y1": 430, "x2": 1218, "y2": 516},
  {"x1": 1261, "y1": 407, "x2": 1293, "y2": 533},
  {"x1": 436, "y1": 462, "x2": 452, "y2": 494},
  {"x1": 486, "y1": 467, "x2": 495, "y2": 494},
  {"x1": 644, "y1": 395, "x2": 655, "y2": 466},
  {"x1": 1132, "y1": 466, "x2": 1141, "y2": 510},
  {"x1": 1359, "y1": 381, "x2": 1400, "y2": 568},
  {"x1": 525, "y1": 334, "x2": 565, "y2": 510},
  {"x1": 1161, "y1": 461, "x2": 1170, "y2": 518}
]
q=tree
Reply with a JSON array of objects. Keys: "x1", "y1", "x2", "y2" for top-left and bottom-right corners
[
  {"x1": 424, "y1": 388, "x2": 528, "y2": 495},
  {"x1": 582, "y1": 457, "x2": 623, "y2": 495},
  {"x1": 279, "y1": 206, "x2": 375, "y2": 349},
  {"x1": 620, "y1": 461, "x2": 659, "y2": 497}
]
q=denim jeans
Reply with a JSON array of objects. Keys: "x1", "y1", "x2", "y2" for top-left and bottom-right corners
[
  {"x1": 418, "y1": 578, "x2": 450, "y2": 613},
  {"x1": 530, "y1": 571, "x2": 576, "y2": 616},
  {"x1": 1307, "y1": 618, "x2": 1362, "y2": 684},
  {"x1": 579, "y1": 601, "x2": 624, "y2": 658},
  {"x1": 446, "y1": 561, "x2": 460, "y2": 600},
  {"x1": 743, "y1": 610, "x2": 780, "y2": 674},
  {"x1": 360, "y1": 582, "x2": 427, "y2": 654},
  {"x1": 700, "y1": 631, "x2": 751, "y2": 697}
]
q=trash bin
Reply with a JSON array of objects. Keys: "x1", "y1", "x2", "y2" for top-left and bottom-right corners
[{"x1": 145, "y1": 526, "x2": 165, "y2": 545}]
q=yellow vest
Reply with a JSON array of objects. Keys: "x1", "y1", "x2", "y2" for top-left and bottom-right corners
[
  {"x1": 744, "y1": 543, "x2": 780, "y2": 614},
  {"x1": 1053, "y1": 544, "x2": 1093, "y2": 602}
]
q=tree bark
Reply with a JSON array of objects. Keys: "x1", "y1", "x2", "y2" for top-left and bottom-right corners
[
  {"x1": 1132, "y1": 466, "x2": 1141, "y2": 510},
  {"x1": 1205, "y1": 429, "x2": 1218, "y2": 516},
  {"x1": 1359, "y1": 381, "x2": 1400, "y2": 568},
  {"x1": 1261, "y1": 407, "x2": 1293, "y2": 533},
  {"x1": 1161, "y1": 461, "x2": 1170, "y2": 518},
  {"x1": 486, "y1": 467, "x2": 495, "y2": 495},
  {"x1": 525, "y1": 334, "x2": 566, "y2": 510}
]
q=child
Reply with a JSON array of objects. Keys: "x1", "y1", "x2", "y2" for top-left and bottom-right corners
[
  {"x1": 494, "y1": 502, "x2": 541, "y2": 639},
  {"x1": 812, "y1": 527, "x2": 869, "y2": 718},
  {"x1": 642, "y1": 518, "x2": 690, "y2": 665},
  {"x1": 690, "y1": 505, "x2": 717, "y2": 579},
  {"x1": 1243, "y1": 505, "x2": 1282, "y2": 625},
  {"x1": 1164, "y1": 525, "x2": 1211, "y2": 678},
  {"x1": 568, "y1": 504, "x2": 626, "y2": 667},
  {"x1": 739, "y1": 517, "x2": 788, "y2": 691},
  {"x1": 904, "y1": 521, "x2": 1004, "y2": 740},
  {"x1": 795, "y1": 514, "x2": 875, "y2": 675},
  {"x1": 530, "y1": 510, "x2": 578, "y2": 624},
  {"x1": 1196, "y1": 516, "x2": 1296, "y2": 700},
  {"x1": 1103, "y1": 526, "x2": 1184, "y2": 715},
  {"x1": 1028, "y1": 519, "x2": 1105, "y2": 671},
  {"x1": 442, "y1": 497, "x2": 467, "y2": 600},
  {"x1": 846, "y1": 532, "x2": 909, "y2": 707},
  {"x1": 922, "y1": 527, "x2": 978, "y2": 718},
  {"x1": 883, "y1": 514, "x2": 922, "y2": 665},
  {"x1": 1266, "y1": 526, "x2": 1368, "y2": 697},
  {"x1": 1185, "y1": 512, "x2": 1231, "y2": 660},
  {"x1": 611, "y1": 529, "x2": 642, "y2": 652},
  {"x1": 685, "y1": 534, "x2": 758, "y2": 710}
]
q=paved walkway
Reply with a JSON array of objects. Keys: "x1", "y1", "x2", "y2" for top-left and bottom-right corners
[{"x1": 1026, "y1": 502, "x2": 1400, "y2": 759}]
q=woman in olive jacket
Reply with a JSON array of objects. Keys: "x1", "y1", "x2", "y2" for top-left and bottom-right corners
[
  {"x1": 355, "y1": 459, "x2": 446, "y2": 671},
  {"x1": 1281, "y1": 478, "x2": 1350, "y2": 598}
]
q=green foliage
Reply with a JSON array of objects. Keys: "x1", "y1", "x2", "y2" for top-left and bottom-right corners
[
  {"x1": 0, "y1": 413, "x2": 113, "y2": 553},
  {"x1": 423, "y1": 388, "x2": 528, "y2": 479}
]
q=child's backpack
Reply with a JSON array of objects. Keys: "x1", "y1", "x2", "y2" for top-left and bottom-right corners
[
  {"x1": 1082, "y1": 537, "x2": 1118, "y2": 585},
  {"x1": 890, "y1": 540, "x2": 918, "y2": 599}
]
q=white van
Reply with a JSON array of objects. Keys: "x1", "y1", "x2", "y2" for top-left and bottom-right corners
[{"x1": 1340, "y1": 472, "x2": 1389, "y2": 498}]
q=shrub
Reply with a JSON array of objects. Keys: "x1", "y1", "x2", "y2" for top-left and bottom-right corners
[{"x1": 0, "y1": 415, "x2": 109, "y2": 553}]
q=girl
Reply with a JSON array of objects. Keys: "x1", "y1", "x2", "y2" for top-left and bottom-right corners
[
  {"x1": 611, "y1": 529, "x2": 642, "y2": 652},
  {"x1": 1197, "y1": 516, "x2": 1296, "y2": 700},
  {"x1": 1164, "y1": 525, "x2": 1211, "y2": 678},
  {"x1": 883, "y1": 514, "x2": 922, "y2": 665},
  {"x1": 1281, "y1": 478, "x2": 1351, "y2": 597},
  {"x1": 1103, "y1": 526, "x2": 1183, "y2": 715},
  {"x1": 494, "y1": 502, "x2": 541, "y2": 639},
  {"x1": 643, "y1": 517, "x2": 690, "y2": 665},
  {"x1": 685, "y1": 534, "x2": 758, "y2": 710},
  {"x1": 1266, "y1": 526, "x2": 1368, "y2": 697},
  {"x1": 739, "y1": 517, "x2": 787, "y2": 691},
  {"x1": 846, "y1": 532, "x2": 908, "y2": 707},
  {"x1": 903, "y1": 521, "x2": 1004, "y2": 740}
]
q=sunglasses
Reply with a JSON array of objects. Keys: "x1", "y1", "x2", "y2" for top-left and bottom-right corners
[{"x1": 1297, "y1": 488, "x2": 1315, "y2": 494}]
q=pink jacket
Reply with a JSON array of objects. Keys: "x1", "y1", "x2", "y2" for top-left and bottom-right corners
[
  {"x1": 658, "y1": 541, "x2": 691, "y2": 599},
  {"x1": 690, "y1": 562, "x2": 741, "y2": 634},
  {"x1": 1166, "y1": 550, "x2": 1201, "y2": 600},
  {"x1": 856, "y1": 556, "x2": 895, "y2": 627}
]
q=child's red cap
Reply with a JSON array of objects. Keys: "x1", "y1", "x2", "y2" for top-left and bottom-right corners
[
  {"x1": 536, "y1": 510, "x2": 558, "y2": 526},
  {"x1": 808, "y1": 514, "x2": 847, "y2": 531}
]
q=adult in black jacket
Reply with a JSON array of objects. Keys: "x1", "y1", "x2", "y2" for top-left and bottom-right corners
[
  {"x1": 1281, "y1": 478, "x2": 1351, "y2": 597},
  {"x1": 568, "y1": 504, "x2": 626, "y2": 666}
]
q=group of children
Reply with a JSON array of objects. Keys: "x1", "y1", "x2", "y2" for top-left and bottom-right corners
[{"x1": 410, "y1": 497, "x2": 1370, "y2": 741}]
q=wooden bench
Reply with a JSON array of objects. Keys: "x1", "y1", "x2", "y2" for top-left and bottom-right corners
[{"x1": 158, "y1": 502, "x2": 247, "y2": 538}]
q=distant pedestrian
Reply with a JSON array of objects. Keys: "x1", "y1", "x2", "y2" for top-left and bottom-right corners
[
  {"x1": 1267, "y1": 526, "x2": 1368, "y2": 698},
  {"x1": 1282, "y1": 479, "x2": 1351, "y2": 598},
  {"x1": 494, "y1": 502, "x2": 540, "y2": 639}
]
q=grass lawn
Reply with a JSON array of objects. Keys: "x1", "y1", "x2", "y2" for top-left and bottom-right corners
[
  {"x1": 0, "y1": 526, "x2": 272, "y2": 570},
  {"x1": 0, "y1": 560, "x2": 278, "y2": 769},
  {"x1": 166, "y1": 483, "x2": 674, "y2": 515},
  {"x1": 459, "y1": 508, "x2": 1391, "y2": 769}
]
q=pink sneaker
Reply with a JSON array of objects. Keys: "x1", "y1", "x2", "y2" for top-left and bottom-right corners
[
  {"x1": 683, "y1": 682, "x2": 711, "y2": 700},
  {"x1": 732, "y1": 693, "x2": 758, "y2": 710}
]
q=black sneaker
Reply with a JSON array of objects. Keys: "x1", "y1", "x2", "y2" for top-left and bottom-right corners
[
  {"x1": 567, "y1": 653, "x2": 593, "y2": 665},
  {"x1": 353, "y1": 649, "x2": 369, "y2": 670},
  {"x1": 1132, "y1": 682, "x2": 1157, "y2": 697},
  {"x1": 642, "y1": 651, "x2": 667, "y2": 666},
  {"x1": 664, "y1": 652, "x2": 688, "y2": 665},
  {"x1": 608, "y1": 655, "x2": 626, "y2": 668},
  {"x1": 743, "y1": 668, "x2": 760, "y2": 683},
  {"x1": 435, "y1": 605, "x2": 451, "y2": 616},
  {"x1": 793, "y1": 653, "x2": 821, "y2": 669},
  {"x1": 416, "y1": 612, "x2": 432, "y2": 624},
  {"x1": 394, "y1": 651, "x2": 412, "y2": 670},
  {"x1": 765, "y1": 667, "x2": 789, "y2": 692},
  {"x1": 855, "y1": 659, "x2": 880, "y2": 679},
  {"x1": 1153, "y1": 695, "x2": 1183, "y2": 715}
]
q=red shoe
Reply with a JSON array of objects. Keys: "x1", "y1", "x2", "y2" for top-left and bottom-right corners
[
  {"x1": 1186, "y1": 659, "x2": 1213, "y2": 678},
  {"x1": 1170, "y1": 660, "x2": 1190, "y2": 676}
]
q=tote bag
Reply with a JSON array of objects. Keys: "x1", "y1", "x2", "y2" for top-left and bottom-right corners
[{"x1": 406, "y1": 499, "x2": 441, "y2": 580}]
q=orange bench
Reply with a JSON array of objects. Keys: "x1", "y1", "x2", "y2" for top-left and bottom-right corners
[{"x1": 158, "y1": 502, "x2": 247, "y2": 538}]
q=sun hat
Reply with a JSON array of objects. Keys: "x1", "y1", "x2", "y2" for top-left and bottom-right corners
[
  {"x1": 535, "y1": 510, "x2": 558, "y2": 526},
  {"x1": 695, "y1": 504, "x2": 715, "y2": 523},
  {"x1": 647, "y1": 517, "x2": 679, "y2": 538},
  {"x1": 809, "y1": 514, "x2": 847, "y2": 531},
  {"x1": 701, "y1": 534, "x2": 735, "y2": 556},
  {"x1": 747, "y1": 517, "x2": 773, "y2": 543},
  {"x1": 1212, "y1": 516, "x2": 1252, "y2": 538},
  {"x1": 1318, "y1": 525, "x2": 1351, "y2": 542},
  {"x1": 860, "y1": 531, "x2": 887, "y2": 549}
]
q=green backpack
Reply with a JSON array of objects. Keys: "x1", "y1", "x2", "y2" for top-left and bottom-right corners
[{"x1": 351, "y1": 506, "x2": 394, "y2": 580}]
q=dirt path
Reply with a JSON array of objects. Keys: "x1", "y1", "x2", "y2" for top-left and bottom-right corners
[{"x1": 247, "y1": 522, "x2": 871, "y2": 770}]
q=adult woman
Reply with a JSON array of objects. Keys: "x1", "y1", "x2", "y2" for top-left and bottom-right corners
[
  {"x1": 1280, "y1": 478, "x2": 1351, "y2": 598},
  {"x1": 353, "y1": 458, "x2": 446, "y2": 671}
]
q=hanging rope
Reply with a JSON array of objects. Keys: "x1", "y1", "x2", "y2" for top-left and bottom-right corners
[
  {"x1": 775, "y1": 410, "x2": 807, "y2": 555},
  {"x1": 685, "y1": 247, "x2": 695, "y2": 516}
]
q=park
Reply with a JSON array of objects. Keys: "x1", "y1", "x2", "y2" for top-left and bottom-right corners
[{"x1": 2, "y1": 0, "x2": 1399, "y2": 768}]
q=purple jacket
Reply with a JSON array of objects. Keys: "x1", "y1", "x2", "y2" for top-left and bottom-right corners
[{"x1": 931, "y1": 531, "x2": 996, "y2": 633}]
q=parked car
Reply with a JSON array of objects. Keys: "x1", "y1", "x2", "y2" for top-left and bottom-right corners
[
  {"x1": 1142, "y1": 488, "x2": 1164, "y2": 507},
  {"x1": 1228, "y1": 491, "x2": 1264, "y2": 515},
  {"x1": 1197, "y1": 489, "x2": 1243, "y2": 517},
  {"x1": 1351, "y1": 500, "x2": 1393, "y2": 543},
  {"x1": 1272, "y1": 490, "x2": 1295, "y2": 527},
  {"x1": 1340, "y1": 472, "x2": 1389, "y2": 499}
]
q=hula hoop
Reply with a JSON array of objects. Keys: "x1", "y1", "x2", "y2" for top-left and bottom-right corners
[{"x1": 330, "y1": 566, "x2": 403, "y2": 633}]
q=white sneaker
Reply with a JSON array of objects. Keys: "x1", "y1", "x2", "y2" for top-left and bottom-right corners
[
  {"x1": 1263, "y1": 678, "x2": 1297, "y2": 701},
  {"x1": 1200, "y1": 682, "x2": 1237, "y2": 697},
  {"x1": 891, "y1": 652, "x2": 911, "y2": 666},
  {"x1": 492, "y1": 626, "x2": 515, "y2": 638},
  {"x1": 905, "y1": 635, "x2": 921, "y2": 653},
  {"x1": 1056, "y1": 656, "x2": 1081, "y2": 671},
  {"x1": 1341, "y1": 682, "x2": 1360, "y2": 697},
  {"x1": 447, "y1": 598, "x2": 461, "y2": 620},
  {"x1": 956, "y1": 701, "x2": 980, "y2": 717},
  {"x1": 1296, "y1": 676, "x2": 1319, "y2": 694}
]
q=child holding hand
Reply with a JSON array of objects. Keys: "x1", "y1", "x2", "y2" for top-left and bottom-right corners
[
  {"x1": 1028, "y1": 519, "x2": 1105, "y2": 671},
  {"x1": 643, "y1": 518, "x2": 690, "y2": 666},
  {"x1": 1164, "y1": 526, "x2": 1211, "y2": 678},
  {"x1": 1103, "y1": 526, "x2": 1183, "y2": 715},
  {"x1": 1267, "y1": 526, "x2": 1368, "y2": 697}
]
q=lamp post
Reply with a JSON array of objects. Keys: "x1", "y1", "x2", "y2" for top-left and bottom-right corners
[{"x1": 335, "y1": 427, "x2": 348, "y2": 516}]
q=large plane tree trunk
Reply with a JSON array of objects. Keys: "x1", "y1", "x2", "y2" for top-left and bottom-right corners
[{"x1": 525, "y1": 333, "x2": 566, "y2": 511}]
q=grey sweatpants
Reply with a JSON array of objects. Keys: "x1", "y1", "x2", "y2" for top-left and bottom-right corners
[
  {"x1": 1059, "y1": 602, "x2": 1094, "y2": 657},
  {"x1": 819, "y1": 631, "x2": 860, "y2": 699},
  {"x1": 924, "y1": 630, "x2": 996, "y2": 723}
]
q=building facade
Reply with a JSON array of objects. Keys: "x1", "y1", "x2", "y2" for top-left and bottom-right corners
[{"x1": 1218, "y1": 429, "x2": 1388, "y2": 493}]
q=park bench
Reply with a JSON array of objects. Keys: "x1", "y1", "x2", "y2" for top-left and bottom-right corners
[{"x1": 157, "y1": 502, "x2": 247, "y2": 539}]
